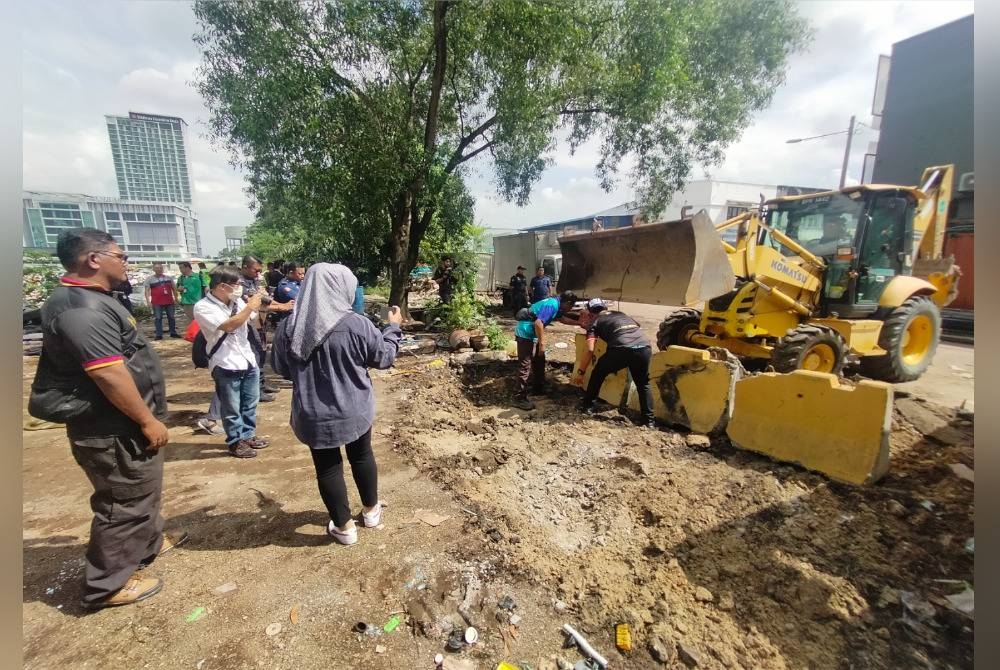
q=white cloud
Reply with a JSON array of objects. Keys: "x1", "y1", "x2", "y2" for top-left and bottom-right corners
[{"x1": 21, "y1": 0, "x2": 974, "y2": 251}]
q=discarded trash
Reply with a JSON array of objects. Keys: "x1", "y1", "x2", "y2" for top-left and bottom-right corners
[
  {"x1": 562, "y1": 623, "x2": 608, "y2": 668},
  {"x1": 965, "y1": 537, "x2": 975, "y2": 553},
  {"x1": 265, "y1": 622, "x2": 282, "y2": 636},
  {"x1": 919, "y1": 500, "x2": 935, "y2": 511},
  {"x1": 948, "y1": 463, "x2": 974, "y2": 483},
  {"x1": 289, "y1": 603, "x2": 301, "y2": 624},
  {"x1": 415, "y1": 511, "x2": 450, "y2": 527},
  {"x1": 196, "y1": 660, "x2": 206, "y2": 670},
  {"x1": 899, "y1": 591, "x2": 936, "y2": 621},
  {"x1": 464, "y1": 627, "x2": 479, "y2": 644},
  {"x1": 446, "y1": 628, "x2": 466, "y2": 651},
  {"x1": 213, "y1": 582, "x2": 237, "y2": 596},
  {"x1": 427, "y1": 359, "x2": 447, "y2": 369},
  {"x1": 185, "y1": 607, "x2": 207, "y2": 623},
  {"x1": 945, "y1": 587, "x2": 974, "y2": 615},
  {"x1": 496, "y1": 663, "x2": 519, "y2": 670},
  {"x1": 435, "y1": 653, "x2": 444, "y2": 666},
  {"x1": 553, "y1": 600, "x2": 568, "y2": 614},
  {"x1": 554, "y1": 342, "x2": 569, "y2": 349},
  {"x1": 383, "y1": 614, "x2": 401, "y2": 633},
  {"x1": 498, "y1": 595, "x2": 517, "y2": 611},
  {"x1": 375, "y1": 644, "x2": 387, "y2": 654},
  {"x1": 574, "y1": 661, "x2": 601, "y2": 670},
  {"x1": 45, "y1": 587, "x2": 56, "y2": 595},
  {"x1": 615, "y1": 622, "x2": 633, "y2": 654},
  {"x1": 405, "y1": 567, "x2": 427, "y2": 589},
  {"x1": 509, "y1": 614, "x2": 522, "y2": 626}
]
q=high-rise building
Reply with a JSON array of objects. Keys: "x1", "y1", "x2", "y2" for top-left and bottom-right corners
[
  {"x1": 23, "y1": 191, "x2": 202, "y2": 260},
  {"x1": 105, "y1": 112, "x2": 193, "y2": 205}
]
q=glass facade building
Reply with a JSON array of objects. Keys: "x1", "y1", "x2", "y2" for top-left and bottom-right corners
[
  {"x1": 23, "y1": 191, "x2": 202, "y2": 260},
  {"x1": 106, "y1": 112, "x2": 193, "y2": 205}
]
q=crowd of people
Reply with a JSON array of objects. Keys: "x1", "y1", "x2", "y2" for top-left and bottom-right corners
[
  {"x1": 29, "y1": 230, "x2": 654, "y2": 611},
  {"x1": 28, "y1": 229, "x2": 400, "y2": 610}
]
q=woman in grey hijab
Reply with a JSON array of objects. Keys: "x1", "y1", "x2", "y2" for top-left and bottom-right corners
[{"x1": 272, "y1": 263, "x2": 403, "y2": 545}]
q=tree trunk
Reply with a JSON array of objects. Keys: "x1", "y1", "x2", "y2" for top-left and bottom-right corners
[{"x1": 387, "y1": 191, "x2": 413, "y2": 319}]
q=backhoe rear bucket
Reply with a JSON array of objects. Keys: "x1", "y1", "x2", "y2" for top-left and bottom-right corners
[{"x1": 556, "y1": 211, "x2": 735, "y2": 306}]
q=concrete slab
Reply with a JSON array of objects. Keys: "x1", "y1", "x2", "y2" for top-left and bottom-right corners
[{"x1": 726, "y1": 371, "x2": 893, "y2": 485}]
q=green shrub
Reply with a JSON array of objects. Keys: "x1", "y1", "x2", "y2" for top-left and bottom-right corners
[
  {"x1": 424, "y1": 292, "x2": 487, "y2": 331},
  {"x1": 482, "y1": 318, "x2": 511, "y2": 350}
]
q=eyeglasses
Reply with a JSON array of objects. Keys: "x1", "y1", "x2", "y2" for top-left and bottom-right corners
[{"x1": 94, "y1": 250, "x2": 129, "y2": 262}]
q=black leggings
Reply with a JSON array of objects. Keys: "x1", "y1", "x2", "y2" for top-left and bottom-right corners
[{"x1": 309, "y1": 428, "x2": 378, "y2": 527}]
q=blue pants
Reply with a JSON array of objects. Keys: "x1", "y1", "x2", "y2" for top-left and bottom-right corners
[
  {"x1": 152, "y1": 304, "x2": 177, "y2": 338},
  {"x1": 211, "y1": 366, "x2": 260, "y2": 446}
]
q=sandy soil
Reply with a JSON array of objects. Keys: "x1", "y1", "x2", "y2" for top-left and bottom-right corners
[{"x1": 22, "y1": 311, "x2": 974, "y2": 669}]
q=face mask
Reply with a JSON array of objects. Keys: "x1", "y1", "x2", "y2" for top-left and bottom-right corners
[{"x1": 230, "y1": 284, "x2": 244, "y2": 300}]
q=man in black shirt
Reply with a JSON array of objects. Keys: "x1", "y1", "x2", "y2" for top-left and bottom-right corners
[
  {"x1": 432, "y1": 256, "x2": 458, "y2": 304},
  {"x1": 509, "y1": 265, "x2": 529, "y2": 311},
  {"x1": 573, "y1": 298, "x2": 655, "y2": 428},
  {"x1": 29, "y1": 228, "x2": 187, "y2": 610}
]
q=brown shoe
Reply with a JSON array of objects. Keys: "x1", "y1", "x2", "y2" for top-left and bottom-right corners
[
  {"x1": 158, "y1": 531, "x2": 190, "y2": 557},
  {"x1": 245, "y1": 436, "x2": 269, "y2": 449},
  {"x1": 83, "y1": 573, "x2": 162, "y2": 610},
  {"x1": 229, "y1": 441, "x2": 257, "y2": 458}
]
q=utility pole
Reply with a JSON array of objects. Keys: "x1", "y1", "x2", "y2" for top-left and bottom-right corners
[{"x1": 839, "y1": 115, "x2": 856, "y2": 189}]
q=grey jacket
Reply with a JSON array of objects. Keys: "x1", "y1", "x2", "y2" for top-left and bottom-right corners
[{"x1": 271, "y1": 312, "x2": 401, "y2": 448}]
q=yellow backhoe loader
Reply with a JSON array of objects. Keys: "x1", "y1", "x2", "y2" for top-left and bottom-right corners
[{"x1": 557, "y1": 165, "x2": 960, "y2": 382}]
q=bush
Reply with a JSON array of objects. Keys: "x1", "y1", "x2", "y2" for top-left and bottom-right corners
[
  {"x1": 482, "y1": 318, "x2": 511, "y2": 351},
  {"x1": 423, "y1": 292, "x2": 487, "y2": 331}
]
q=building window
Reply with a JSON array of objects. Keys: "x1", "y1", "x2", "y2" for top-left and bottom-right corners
[{"x1": 726, "y1": 204, "x2": 752, "y2": 219}]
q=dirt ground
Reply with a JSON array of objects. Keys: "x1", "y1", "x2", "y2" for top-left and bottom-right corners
[{"x1": 22, "y1": 310, "x2": 974, "y2": 669}]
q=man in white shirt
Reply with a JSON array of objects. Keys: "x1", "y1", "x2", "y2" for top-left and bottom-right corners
[{"x1": 193, "y1": 266, "x2": 269, "y2": 458}]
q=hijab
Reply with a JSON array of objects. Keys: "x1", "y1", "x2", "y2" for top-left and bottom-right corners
[{"x1": 288, "y1": 262, "x2": 358, "y2": 360}]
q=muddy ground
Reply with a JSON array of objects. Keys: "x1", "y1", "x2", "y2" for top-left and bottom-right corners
[{"x1": 22, "y1": 311, "x2": 974, "y2": 669}]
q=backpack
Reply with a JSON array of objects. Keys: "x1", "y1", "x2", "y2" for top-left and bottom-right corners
[
  {"x1": 192, "y1": 329, "x2": 229, "y2": 369},
  {"x1": 190, "y1": 300, "x2": 237, "y2": 368}
]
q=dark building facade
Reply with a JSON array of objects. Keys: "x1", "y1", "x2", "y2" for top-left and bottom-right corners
[
  {"x1": 872, "y1": 14, "x2": 974, "y2": 316},
  {"x1": 872, "y1": 15, "x2": 973, "y2": 188}
]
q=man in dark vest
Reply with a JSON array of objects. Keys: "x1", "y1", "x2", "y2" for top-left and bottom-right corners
[
  {"x1": 29, "y1": 228, "x2": 188, "y2": 610},
  {"x1": 572, "y1": 298, "x2": 655, "y2": 429}
]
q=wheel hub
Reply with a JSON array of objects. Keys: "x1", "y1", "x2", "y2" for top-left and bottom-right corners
[
  {"x1": 901, "y1": 314, "x2": 933, "y2": 365},
  {"x1": 802, "y1": 343, "x2": 836, "y2": 373}
]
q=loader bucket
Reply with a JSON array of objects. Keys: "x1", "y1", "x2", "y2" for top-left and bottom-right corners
[{"x1": 556, "y1": 210, "x2": 735, "y2": 306}]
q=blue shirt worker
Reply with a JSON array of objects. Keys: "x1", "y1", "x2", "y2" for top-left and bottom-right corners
[
  {"x1": 512, "y1": 291, "x2": 578, "y2": 410},
  {"x1": 275, "y1": 262, "x2": 305, "y2": 304},
  {"x1": 529, "y1": 266, "x2": 553, "y2": 303}
]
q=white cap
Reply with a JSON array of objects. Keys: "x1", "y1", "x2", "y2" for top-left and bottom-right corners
[{"x1": 586, "y1": 297, "x2": 607, "y2": 312}]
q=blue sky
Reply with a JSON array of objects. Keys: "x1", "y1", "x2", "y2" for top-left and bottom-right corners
[{"x1": 22, "y1": 1, "x2": 973, "y2": 254}]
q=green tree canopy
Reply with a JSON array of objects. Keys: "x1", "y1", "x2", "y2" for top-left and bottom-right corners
[{"x1": 195, "y1": 0, "x2": 809, "y2": 312}]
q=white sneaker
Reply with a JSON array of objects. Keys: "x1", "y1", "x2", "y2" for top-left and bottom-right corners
[
  {"x1": 327, "y1": 520, "x2": 358, "y2": 545},
  {"x1": 362, "y1": 502, "x2": 383, "y2": 528},
  {"x1": 196, "y1": 418, "x2": 223, "y2": 435}
]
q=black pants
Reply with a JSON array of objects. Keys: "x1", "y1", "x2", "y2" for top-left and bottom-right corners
[
  {"x1": 249, "y1": 327, "x2": 270, "y2": 391},
  {"x1": 583, "y1": 346, "x2": 654, "y2": 422},
  {"x1": 70, "y1": 434, "x2": 164, "y2": 603},
  {"x1": 309, "y1": 429, "x2": 378, "y2": 527},
  {"x1": 516, "y1": 336, "x2": 545, "y2": 396}
]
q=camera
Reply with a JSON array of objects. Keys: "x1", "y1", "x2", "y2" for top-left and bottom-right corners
[{"x1": 259, "y1": 295, "x2": 273, "y2": 306}]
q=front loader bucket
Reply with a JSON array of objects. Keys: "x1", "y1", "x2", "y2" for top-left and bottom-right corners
[{"x1": 557, "y1": 210, "x2": 735, "y2": 306}]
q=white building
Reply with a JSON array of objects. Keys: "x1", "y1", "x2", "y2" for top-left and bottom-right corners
[
  {"x1": 658, "y1": 179, "x2": 826, "y2": 227},
  {"x1": 22, "y1": 190, "x2": 202, "y2": 260},
  {"x1": 106, "y1": 112, "x2": 194, "y2": 205}
]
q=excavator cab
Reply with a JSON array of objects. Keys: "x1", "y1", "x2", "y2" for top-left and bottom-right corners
[{"x1": 762, "y1": 189, "x2": 918, "y2": 318}]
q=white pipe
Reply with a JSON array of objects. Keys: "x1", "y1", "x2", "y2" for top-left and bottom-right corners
[{"x1": 562, "y1": 623, "x2": 609, "y2": 668}]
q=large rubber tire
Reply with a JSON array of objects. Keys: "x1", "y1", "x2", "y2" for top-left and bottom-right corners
[
  {"x1": 656, "y1": 308, "x2": 703, "y2": 351},
  {"x1": 771, "y1": 324, "x2": 847, "y2": 375},
  {"x1": 860, "y1": 295, "x2": 941, "y2": 383}
]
